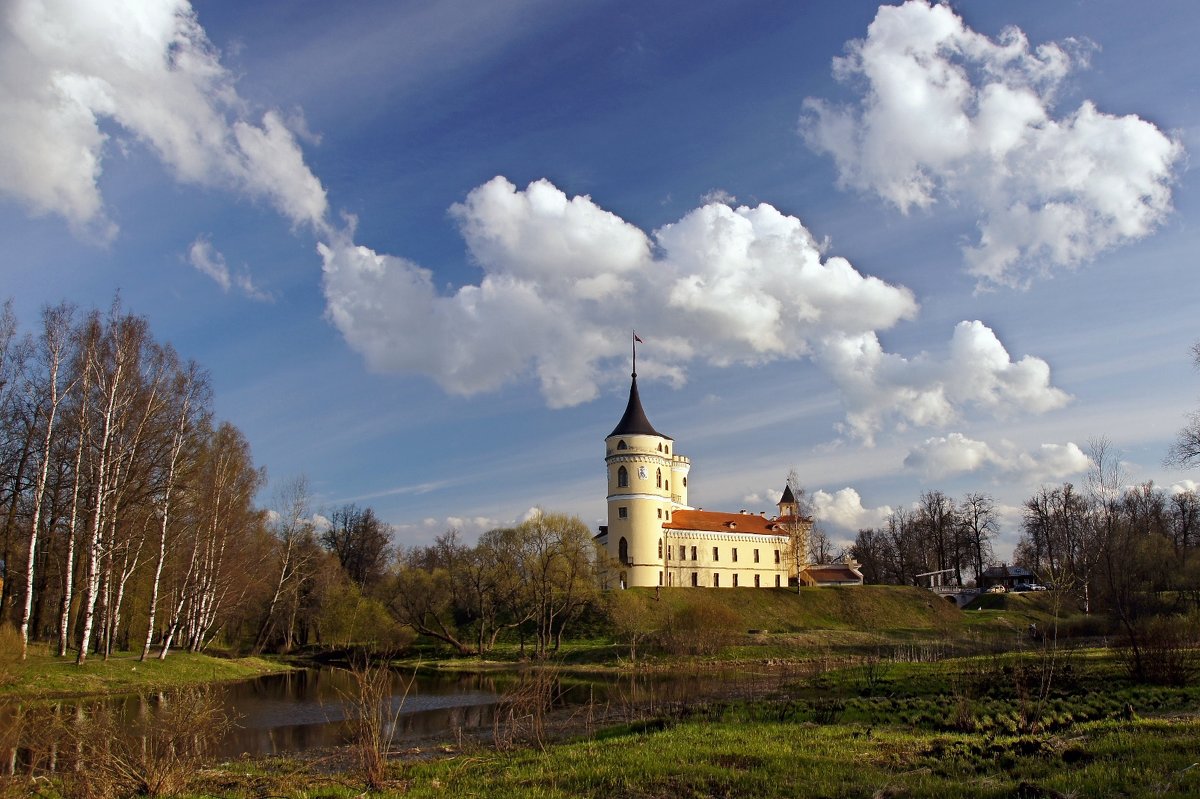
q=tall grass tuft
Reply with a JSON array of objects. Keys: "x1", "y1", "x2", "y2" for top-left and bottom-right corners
[
  {"x1": 339, "y1": 656, "x2": 412, "y2": 791},
  {"x1": 493, "y1": 665, "x2": 563, "y2": 751},
  {"x1": 56, "y1": 686, "x2": 232, "y2": 799}
]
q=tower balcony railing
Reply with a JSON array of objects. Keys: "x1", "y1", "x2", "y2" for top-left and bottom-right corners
[{"x1": 671, "y1": 493, "x2": 682, "y2": 504}]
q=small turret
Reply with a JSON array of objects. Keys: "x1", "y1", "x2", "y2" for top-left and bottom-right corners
[{"x1": 778, "y1": 484, "x2": 799, "y2": 519}]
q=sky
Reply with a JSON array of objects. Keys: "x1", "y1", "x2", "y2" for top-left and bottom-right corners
[{"x1": 3, "y1": 0, "x2": 1199, "y2": 560}]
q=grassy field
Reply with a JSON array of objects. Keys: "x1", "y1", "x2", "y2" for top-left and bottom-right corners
[
  {"x1": 0, "y1": 648, "x2": 288, "y2": 700},
  {"x1": 195, "y1": 649, "x2": 1200, "y2": 799}
]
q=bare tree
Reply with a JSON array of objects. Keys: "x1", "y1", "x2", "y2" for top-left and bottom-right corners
[
  {"x1": 782, "y1": 469, "x2": 812, "y2": 592},
  {"x1": 141, "y1": 360, "x2": 209, "y2": 660},
  {"x1": 958, "y1": 492, "x2": 996, "y2": 584},
  {"x1": 254, "y1": 476, "x2": 317, "y2": 653},
  {"x1": 323, "y1": 504, "x2": 391, "y2": 591},
  {"x1": 1166, "y1": 342, "x2": 1200, "y2": 467}
]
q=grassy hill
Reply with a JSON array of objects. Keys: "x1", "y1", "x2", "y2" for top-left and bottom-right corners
[
  {"x1": 649, "y1": 585, "x2": 962, "y2": 633},
  {"x1": 584, "y1": 585, "x2": 977, "y2": 664}
]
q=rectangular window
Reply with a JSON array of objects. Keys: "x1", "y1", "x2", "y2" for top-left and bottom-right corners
[
  {"x1": 754, "y1": 574, "x2": 760, "y2": 588},
  {"x1": 657, "y1": 508, "x2": 662, "y2": 518},
  {"x1": 732, "y1": 548, "x2": 738, "y2": 563},
  {"x1": 733, "y1": 574, "x2": 739, "y2": 587},
  {"x1": 691, "y1": 546, "x2": 697, "y2": 560},
  {"x1": 659, "y1": 571, "x2": 663, "y2": 585},
  {"x1": 774, "y1": 549, "x2": 780, "y2": 564},
  {"x1": 714, "y1": 573, "x2": 720, "y2": 588},
  {"x1": 691, "y1": 572, "x2": 698, "y2": 587},
  {"x1": 775, "y1": 575, "x2": 781, "y2": 587},
  {"x1": 618, "y1": 507, "x2": 627, "y2": 519},
  {"x1": 713, "y1": 546, "x2": 719, "y2": 561},
  {"x1": 679, "y1": 545, "x2": 685, "y2": 560},
  {"x1": 754, "y1": 549, "x2": 760, "y2": 563}
]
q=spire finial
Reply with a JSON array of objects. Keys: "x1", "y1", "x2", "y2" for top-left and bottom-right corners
[{"x1": 632, "y1": 330, "x2": 643, "y2": 378}]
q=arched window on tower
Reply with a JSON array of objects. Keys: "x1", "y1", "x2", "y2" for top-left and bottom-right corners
[
  {"x1": 619, "y1": 536, "x2": 630, "y2": 566},
  {"x1": 617, "y1": 466, "x2": 628, "y2": 487},
  {"x1": 617, "y1": 440, "x2": 627, "y2": 450},
  {"x1": 656, "y1": 468, "x2": 662, "y2": 488}
]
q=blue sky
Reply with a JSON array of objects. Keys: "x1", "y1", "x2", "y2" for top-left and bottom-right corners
[{"x1": 3, "y1": 0, "x2": 1199, "y2": 558}]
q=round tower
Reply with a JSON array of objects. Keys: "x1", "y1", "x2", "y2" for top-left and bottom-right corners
[{"x1": 605, "y1": 373, "x2": 673, "y2": 588}]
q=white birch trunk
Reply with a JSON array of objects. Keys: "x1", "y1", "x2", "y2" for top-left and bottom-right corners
[
  {"x1": 141, "y1": 377, "x2": 193, "y2": 660},
  {"x1": 19, "y1": 320, "x2": 67, "y2": 658}
]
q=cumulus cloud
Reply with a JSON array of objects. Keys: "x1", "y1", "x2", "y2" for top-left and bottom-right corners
[
  {"x1": 819, "y1": 321, "x2": 1069, "y2": 443},
  {"x1": 903, "y1": 433, "x2": 1090, "y2": 482},
  {"x1": 1171, "y1": 480, "x2": 1198, "y2": 495},
  {"x1": 322, "y1": 176, "x2": 920, "y2": 408},
  {"x1": 0, "y1": 0, "x2": 329, "y2": 237},
  {"x1": 811, "y1": 487, "x2": 893, "y2": 532},
  {"x1": 187, "y1": 237, "x2": 273, "y2": 301},
  {"x1": 802, "y1": 0, "x2": 1183, "y2": 287}
]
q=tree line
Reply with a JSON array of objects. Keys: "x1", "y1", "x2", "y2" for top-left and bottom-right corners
[
  {"x1": 391, "y1": 513, "x2": 601, "y2": 659},
  {"x1": 0, "y1": 298, "x2": 426, "y2": 661},
  {"x1": 850, "y1": 490, "x2": 999, "y2": 587},
  {"x1": 849, "y1": 441, "x2": 1200, "y2": 621},
  {"x1": 0, "y1": 299, "x2": 286, "y2": 662}
]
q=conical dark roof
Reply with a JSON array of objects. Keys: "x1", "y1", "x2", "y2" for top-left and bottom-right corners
[
  {"x1": 608, "y1": 374, "x2": 670, "y2": 439},
  {"x1": 779, "y1": 484, "x2": 797, "y2": 505}
]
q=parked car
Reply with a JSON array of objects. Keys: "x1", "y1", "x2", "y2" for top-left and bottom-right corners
[
  {"x1": 987, "y1": 584, "x2": 1007, "y2": 594},
  {"x1": 1028, "y1": 583, "x2": 1048, "y2": 591},
  {"x1": 1012, "y1": 583, "x2": 1033, "y2": 592}
]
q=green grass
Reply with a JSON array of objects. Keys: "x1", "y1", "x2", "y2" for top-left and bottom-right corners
[
  {"x1": 9, "y1": 648, "x2": 1199, "y2": 798},
  {"x1": 400, "y1": 586, "x2": 1087, "y2": 671},
  {"x1": 192, "y1": 715, "x2": 1200, "y2": 799},
  {"x1": 651, "y1": 585, "x2": 964, "y2": 633},
  {"x1": 0, "y1": 649, "x2": 289, "y2": 700}
]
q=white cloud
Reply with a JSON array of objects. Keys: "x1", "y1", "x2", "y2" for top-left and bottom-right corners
[
  {"x1": 819, "y1": 320, "x2": 1070, "y2": 443},
  {"x1": 322, "y1": 177, "x2": 1068, "y2": 443},
  {"x1": 802, "y1": 0, "x2": 1182, "y2": 288},
  {"x1": 811, "y1": 487, "x2": 892, "y2": 532},
  {"x1": 322, "y1": 176, "x2": 921, "y2": 409},
  {"x1": 903, "y1": 433, "x2": 1090, "y2": 483},
  {"x1": 188, "y1": 237, "x2": 232, "y2": 292},
  {"x1": 741, "y1": 489, "x2": 784, "y2": 509},
  {"x1": 700, "y1": 188, "x2": 737, "y2": 205},
  {"x1": 187, "y1": 237, "x2": 273, "y2": 302},
  {"x1": 0, "y1": 0, "x2": 329, "y2": 237},
  {"x1": 1171, "y1": 480, "x2": 1198, "y2": 495}
]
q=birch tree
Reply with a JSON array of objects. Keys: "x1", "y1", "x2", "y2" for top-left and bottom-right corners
[
  {"x1": 18, "y1": 303, "x2": 76, "y2": 658},
  {"x1": 253, "y1": 476, "x2": 316, "y2": 653}
]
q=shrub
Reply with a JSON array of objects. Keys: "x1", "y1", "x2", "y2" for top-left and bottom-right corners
[
  {"x1": 1121, "y1": 613, "x2": 1200, "y2": 686},
  {"x1": 0, "y1": 625, "x2": 21, "y2": 686},
  {"x1": 656, "y1": 596, "x2": 741, "y2": 656},
  {"x1": 338, "y1": 658, "x2": 412, "y2": 790},
  {"x1": 56, "y1": 687, "x2": 232, "y2": 799}
]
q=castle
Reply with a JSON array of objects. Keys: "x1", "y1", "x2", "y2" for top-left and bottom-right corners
[{"x1": 594, "y1": 370, "x2": 811, "y2": 589}]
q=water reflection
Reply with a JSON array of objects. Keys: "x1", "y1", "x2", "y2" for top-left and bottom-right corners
[{"x1": 2, "y1": 663, "x2": 801, "y2": 768}]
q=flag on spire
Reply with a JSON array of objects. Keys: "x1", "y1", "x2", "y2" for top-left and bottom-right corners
[{"x1": 634, "y1": 332, "x2": 643, "y2": 343}]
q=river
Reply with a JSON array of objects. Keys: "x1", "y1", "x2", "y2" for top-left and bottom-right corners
[{"x1": 2, "y1": 663, "x2": 804, "y2": 769}]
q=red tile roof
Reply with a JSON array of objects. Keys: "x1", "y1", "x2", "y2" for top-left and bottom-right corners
[{"x1": 663, "y1": 509, "x2": 790, "y2": 536}]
